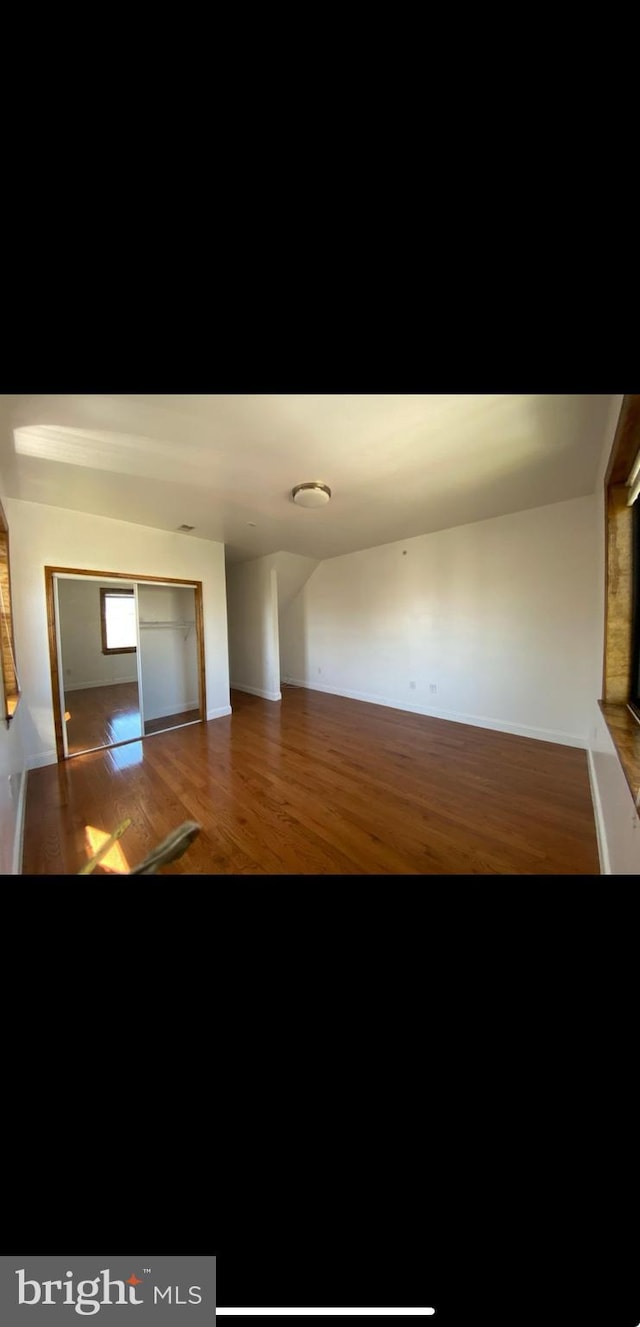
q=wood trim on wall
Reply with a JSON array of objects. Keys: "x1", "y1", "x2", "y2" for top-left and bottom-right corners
[
  {"x1": 602, "y1": 395, "x2": 640, "y2": 702},
  {"x1": 600, "y1": 395, "x2": 640, "y2": 811},
  {"x1": 45, "y1": 565, "x2": 203, "y2": 586},
  {"x1": 45, "y1": 568, "x2": 65, "y2": 762},
  {"x1": 45, "y1": 566, "x2": 207, "y2": 762},
  {"x1": 604, "y1": 394, "x2": 640, "y2": 488},
  {"x1": 0, "y1": 496, "x2": 22, "y2": 722},
  {"x1": 603, "y1": 483, "x2": 634, "y2": 703},
  {"x1": 194, "y1": 581, "x2": 206, "y2": 721}
]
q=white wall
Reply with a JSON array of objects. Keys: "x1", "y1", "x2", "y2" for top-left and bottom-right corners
[
  {"x1": 4, "y1": 497, "x2": 231, "y2": 769},
  {"x1": 58, "y1": 578, "x2": 138, "y2": 690},
  {"x1": 588, "y1": 717, "x2": 640, "y2": 872},
  {"x1": 271, "y1": 552, "x2": 319, "y2": 680},
  {"x1": 280, "y1": 495, "x2": 599, "y2": 747},
  {"x1": 587, "y1": 394, "x2": 640, "y2": 873},
  {"x1": 225, "y1": 557, "x2": 281, "y2": 701},
  {"x1": 138, "y1": 584, "x2": 198, "y2": 721},
  {"x1": 0, "y1": 687, "x2": 26, "y2": 873},
  {"x1": 272, "y1": 552, "x2": 320, "y2": 613}
]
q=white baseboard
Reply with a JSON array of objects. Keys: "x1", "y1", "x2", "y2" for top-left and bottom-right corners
[
  {"x1": 231, "y1": 684, "x2": 282, "y2": 702},
  {"x1": 207, "y1": 705, "x2": 233, "y2": 720},
  {"x1": 286, "y1": 680, "x2": 587, "y2": 749},
  {"x1": 65, "y1": 678, "x2": 138, "y2": 691},
  {"x1": 587, "y1": 748, "x2": 609, "y2": 874},
  {"x1": 27, "y1": 749, "x2": 58, "y2": 770},
  {"x1": 11, "y1": 770, "x2": 28, "y2": 875}
]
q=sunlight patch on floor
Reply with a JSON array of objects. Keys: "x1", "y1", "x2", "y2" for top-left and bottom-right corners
[{"x1": 84, "y1": 825, "x2": 130, "y2": 874}]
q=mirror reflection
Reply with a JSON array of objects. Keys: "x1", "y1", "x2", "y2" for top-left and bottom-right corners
[{"x1": 58, "y1": 578, "x2": 142, "y2": 754}]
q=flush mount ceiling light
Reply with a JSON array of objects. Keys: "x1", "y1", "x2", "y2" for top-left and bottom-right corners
[{"x1": 291, "y1": 482, "x2": 332, "y2": 508}]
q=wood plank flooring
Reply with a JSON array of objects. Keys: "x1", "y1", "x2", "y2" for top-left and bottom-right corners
[
  {"x1": 22, "y1": 685, "x2": 600, "y2": 875},
  {"x1": 64, "y1": 683, "x2": 199, "y2": 751},
  {"x1": 65, "y1": 682, "x2": 141, "y2": 753},
  {"x1": 144, "y1": 706, "x2": 200, "y2": 735}
]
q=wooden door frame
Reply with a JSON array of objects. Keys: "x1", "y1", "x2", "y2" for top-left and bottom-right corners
[{"x1": 45, "y1": 566, "x2": 207, "y2": 762}]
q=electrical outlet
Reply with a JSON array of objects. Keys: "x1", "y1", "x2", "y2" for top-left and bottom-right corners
[
  {"x1": 429, "y1": 683, "x2": 437, "y2": 694},
  {"x1": 409, "y1": 681, "x2": 416, "y2": 690},
  {"x1": 317, "y1": 666, "x2": 322, "y2": 674}
]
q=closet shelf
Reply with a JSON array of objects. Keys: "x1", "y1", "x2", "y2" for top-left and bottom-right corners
[{"x1": 139, "y1": 620, "x2": 195, "y2": 641}]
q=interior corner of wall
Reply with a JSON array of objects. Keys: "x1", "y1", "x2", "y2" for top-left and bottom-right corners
[{"x1": 27, "y1": 749, "x2": 58, "y2": 771}]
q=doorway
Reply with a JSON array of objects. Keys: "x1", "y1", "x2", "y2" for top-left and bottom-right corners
[{"x1": 46, "y1": 567, "x2": 206, "y2": 761}]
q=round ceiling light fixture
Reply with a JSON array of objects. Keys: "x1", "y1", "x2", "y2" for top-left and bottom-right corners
[{"x1": 292, "y1": 481, "x2": 332, "y2": 508}]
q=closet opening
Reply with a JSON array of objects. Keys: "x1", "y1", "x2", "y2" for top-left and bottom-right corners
[{"x1": 45, "y1": 566, "x2": 206, "y2": 761}]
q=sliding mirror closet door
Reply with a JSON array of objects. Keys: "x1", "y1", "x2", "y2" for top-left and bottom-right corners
[
  {"x1": 137, "y1": 584, "x2": 200, "y2": 736},
  {"x1": 56, "y1": 576, "x2": 143, "y2": 756}
]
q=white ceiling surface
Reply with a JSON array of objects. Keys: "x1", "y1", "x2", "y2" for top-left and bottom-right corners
[{"x1": 0, "y1": 394, "x2": 614, "y2": 563}]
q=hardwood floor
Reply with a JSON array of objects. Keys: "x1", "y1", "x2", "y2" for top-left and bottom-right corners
[
  {"x1": 22, "y1": 685, "x2": 600, "y2": 875},
  {"x1": 65, "y1": 682, "x2": 141, "y2": 753},
  {"x1": 64, "y1": 683, "x2": 199, "y2": 751},
  {"x1": 144, "y1": 707, "x2": 199, "y2": 736}
]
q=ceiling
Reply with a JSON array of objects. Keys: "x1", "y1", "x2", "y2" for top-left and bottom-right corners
[{"x1": 0, "y1": 394, "x2": 615, "y2": 563}]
